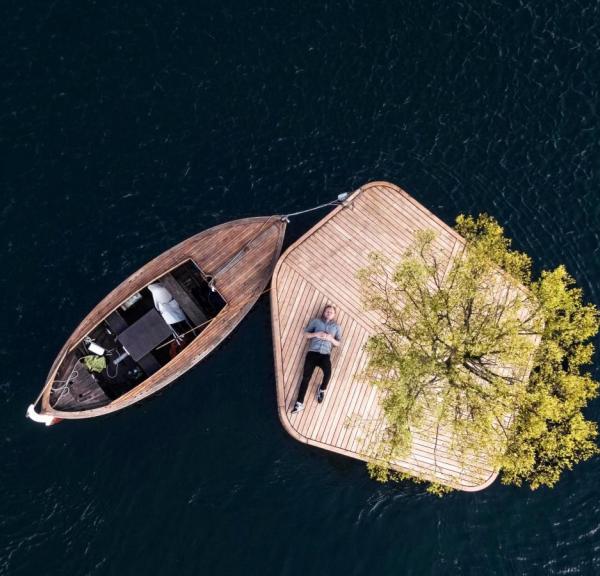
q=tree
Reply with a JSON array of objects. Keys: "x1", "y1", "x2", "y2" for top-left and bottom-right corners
[{"x1": 357, "y1": 214, "x2": 598, "y2": 491}]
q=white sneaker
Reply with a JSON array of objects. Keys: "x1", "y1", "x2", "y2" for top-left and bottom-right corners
[{"x1": 291, "y1": 402, "x2": 304, "y2": 414}]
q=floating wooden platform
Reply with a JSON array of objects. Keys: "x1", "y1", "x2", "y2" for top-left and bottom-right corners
[{"x1": 271, "y1": 181, "x2": 499, "y2": 491}]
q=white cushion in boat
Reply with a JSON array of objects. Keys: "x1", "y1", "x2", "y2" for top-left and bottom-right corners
[{"x1": 148, "y1": 283, "x2": 186, "y2": 325}]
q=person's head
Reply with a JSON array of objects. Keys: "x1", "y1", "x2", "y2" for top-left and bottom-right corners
[{"x1": 322, "y1": 305, "x2": 336, "y2": 322}]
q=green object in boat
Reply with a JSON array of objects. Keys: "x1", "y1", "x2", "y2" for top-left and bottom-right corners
[{"x1": 82, "y1": 355, "x2": 107, "y2": 373}]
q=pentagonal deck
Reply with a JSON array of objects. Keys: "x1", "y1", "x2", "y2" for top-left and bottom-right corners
[{"x1": 271, "y1": 181, "x2": 498, "y2": 491}]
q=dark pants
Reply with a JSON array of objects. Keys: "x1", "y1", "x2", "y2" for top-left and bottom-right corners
[{"x1": 296, "y1": 351, "x2": 332, "y2": 404}]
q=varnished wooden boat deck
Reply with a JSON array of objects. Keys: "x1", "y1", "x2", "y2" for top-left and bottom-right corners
[
  {"x1": 39, "y1": 216, "x2": 286, "y2": 419},
  {"x1": 271, "y1": 181, "x2": 498, "y2": 491}
]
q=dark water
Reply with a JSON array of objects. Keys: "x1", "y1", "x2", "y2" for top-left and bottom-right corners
[{"x1": 2, "y1": 1, "x2": 600, "y2": 574}]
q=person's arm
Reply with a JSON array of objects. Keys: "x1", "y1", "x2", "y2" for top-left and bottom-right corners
[
  {"x1": 323, "y1": 326, "x2": 341, "y2": 347},
  {"x1": 303, "y1": 319, "x2": 323, "y2": 340}
]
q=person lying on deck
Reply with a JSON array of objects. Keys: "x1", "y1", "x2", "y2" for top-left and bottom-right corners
[{"x1": 291, "y1": 305, "x2": 342, "y2": 415}]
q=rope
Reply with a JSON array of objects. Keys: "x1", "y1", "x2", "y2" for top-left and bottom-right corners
[
  {"x1": 206, "y1": 193, "x2": 349, "y2": 291},
  {"x1": 50, "y1": 361, "x2": 82, "y2": 407},
  {"x1": 282, "y1": 192, "x2": 350, "y2": 220}
]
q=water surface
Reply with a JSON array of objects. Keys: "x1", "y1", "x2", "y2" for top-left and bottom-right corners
[{"x1": 2, "y1": 1, "x2": 600, "y2": 574}]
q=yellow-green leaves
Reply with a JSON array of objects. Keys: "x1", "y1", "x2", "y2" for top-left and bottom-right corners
[
  {"x1": 501, "y1": 262, "x2": 599, "y2": 489},
  {"x1": 358, "y1": 213, "x2": 599, "y2": 492},
  {"x1": 456, "y1": 214, "x2": 532, "y2": 284}
]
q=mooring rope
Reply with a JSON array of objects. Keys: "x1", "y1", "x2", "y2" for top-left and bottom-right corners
[{"x1": 282, "y1": 192, "x2": 350, "y2": 221}]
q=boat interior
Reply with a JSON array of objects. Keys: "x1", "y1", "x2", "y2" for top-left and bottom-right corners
[{"x1": 49, "y1": 260, "x2": 226, "y2": 412}]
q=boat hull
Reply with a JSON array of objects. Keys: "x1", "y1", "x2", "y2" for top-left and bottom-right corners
[{"x1": 33, "y1": 215, "x2": 286, "y2": 420}]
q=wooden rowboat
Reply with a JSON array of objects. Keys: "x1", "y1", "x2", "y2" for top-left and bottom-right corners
[{"x1": 27, "y1": 215, "x2": 287, "y2": 424}]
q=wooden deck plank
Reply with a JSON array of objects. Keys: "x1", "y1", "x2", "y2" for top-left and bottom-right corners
[
  {"x1": 270, "y1": 182, "x2": 514, "y2": 491},
  {"x1": 315, "y1": 221, "x2": 391, "y2": 272},
  {"x1": 337, "y1": 200, "x2": 426, "y2": 255},
  {"x1": 327, "y1": 215, "x2": 407, "y2": 257},
  {"x1": 281, "y1": 288, "x2": 320, "y2": 361},
  {"x1": 336, "y1": 354, "x2": 374, "y2": 450},
  {"x1": 362, "y1": 187, "x2": 457, "y2": 253},
  {"x1": 320, "y1": 320, "x2": 368, "y2": 443},
  {"x1": 197, "y1": 222, "x2": 262, "y2": 272},
  {"x1": 343, "y1": 193, "x2": 427, "y2": 252},
  {"x1": 373, "y1": 185, "x2": 462, "y2": 247},
  {"x1": 220, "y1": 223, "x2": 283, "y2": 296},
  {"x1": 277, "y1": 262, "x2": 298, "y2": 312},
  {"x1": 285, "y1": 250, "x2": 374, "y2": 331},
  {"x1": 314, "y1": 219, "x2": 406, "y2": 287},
  {"x1": 324, "y1": 339, "x2": 369, "y2": 447},
  {"x1": 279, "y1": 271, "x2": 305, "y2": 344},
  {"x1": 282, "y1": 274, "x2": 318, "y2": 347},
  {"x1": 340, "y1": 370, "x2": 378, "y2": 451},
  {"x1": 322, "y1": 214, "x2": 397, "y2": 258},
  {"x1": 285, "y1": 260, "x2": 374, "y2": 333}
]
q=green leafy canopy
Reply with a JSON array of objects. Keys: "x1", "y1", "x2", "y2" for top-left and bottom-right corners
[{"x1": 358, "y1": 214, "x2": 599, "y2": 492}]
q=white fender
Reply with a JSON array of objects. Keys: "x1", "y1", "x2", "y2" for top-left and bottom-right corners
[{"x1": 26, "y1": 404, "x2": 56, "y2": 426}]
